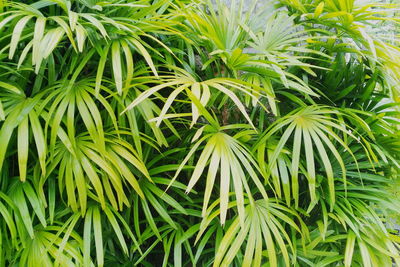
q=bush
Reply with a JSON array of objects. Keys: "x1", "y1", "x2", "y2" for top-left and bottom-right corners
[{"x1": 0, "y1": 0, "x2": 399, "y2": 266}]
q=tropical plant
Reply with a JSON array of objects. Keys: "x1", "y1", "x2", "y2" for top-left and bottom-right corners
[{"x1": 0, "y1": 0, "x2": 399, "y2": 266}]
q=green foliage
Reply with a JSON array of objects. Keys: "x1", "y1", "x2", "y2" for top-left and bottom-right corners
[{"x1": 0, "y1": 0, "x2": 399, "y2": 266}]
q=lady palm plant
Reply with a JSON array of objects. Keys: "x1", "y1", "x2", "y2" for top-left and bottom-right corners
[{"x1": 0, "y1": 0, "x2": 400, "y2": 266}]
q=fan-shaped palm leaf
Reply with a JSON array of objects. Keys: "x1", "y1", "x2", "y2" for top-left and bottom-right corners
[{"x1": 256, "y1": 105, "x2": 374, "y2": 209}]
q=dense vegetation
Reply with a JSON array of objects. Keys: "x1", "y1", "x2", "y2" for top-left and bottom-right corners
[{"x1": 0, "y1": 0, "x2": 399, "y2": 266}]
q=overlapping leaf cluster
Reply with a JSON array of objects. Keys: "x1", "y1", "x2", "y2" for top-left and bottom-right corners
[{"x1": 0, "y1": 0, "x2": 399, "y2": 266}]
